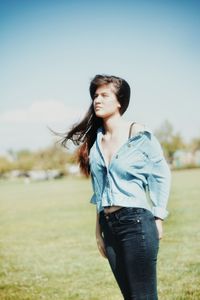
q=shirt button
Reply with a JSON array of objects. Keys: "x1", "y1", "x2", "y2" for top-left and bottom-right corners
[{"x1": 128, "y1": 144, "x2": 131, "y2": 147}]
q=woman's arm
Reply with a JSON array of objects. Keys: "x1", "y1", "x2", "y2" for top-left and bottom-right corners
[
  {"x1": 148, "y1": 155, "x2": 171, "y2": 239},
  {"x1": 145, "y1": 133, "x2": 171, "y2": 220},
  {"x1": 148, "y1": 154, "x2": 171, "y2": 220},
  {"x1": 95, "y1": 212, "x2": 107, "y2": 259},
  {"x1": 145, "y1": 134, "x2": 171, "y2": 239},
  {"x1": 155, "y1": 218, "x2": 163, "y2": 239}
]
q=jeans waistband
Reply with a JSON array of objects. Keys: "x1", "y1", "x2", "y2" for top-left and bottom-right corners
[{"x1": 100, "y1": 207, "x2": 148, "y2": 220}]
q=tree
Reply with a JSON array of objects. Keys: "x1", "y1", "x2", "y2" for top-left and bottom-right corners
[
  {"x1": 189, "y1": 137, "x2": 200, "y2": 152},
  {"x1": 0, "y1": 144, "x2": 77, "y2": 174},
  {"x1": 0, "y1": 156, "x2": 11, "y2": 174},
  {"x1": 154, "y1": 120, "x2": 186, "y2": 163}
]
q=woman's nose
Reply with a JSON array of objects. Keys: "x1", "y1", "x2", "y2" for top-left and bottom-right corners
[{"x1": 94, "y1": 96, "x2": 102, "y2": 103}]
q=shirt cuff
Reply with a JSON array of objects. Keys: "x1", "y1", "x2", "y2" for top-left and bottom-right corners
[
  {"x1": 152, "y1": 206, "x2": 169, "y2": 220},
  {"x1": 90, "y1": 193, "x2": 97, "y2": 204}
]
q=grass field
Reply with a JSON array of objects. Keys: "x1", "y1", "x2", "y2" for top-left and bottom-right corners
[{"x1": 0, "y1": 169, "x2": 200, "y2": 300}]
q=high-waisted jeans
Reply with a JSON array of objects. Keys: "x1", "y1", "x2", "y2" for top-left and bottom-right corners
[{"x1": 99, "y1": 207, "x2": 159, "y2": 300}]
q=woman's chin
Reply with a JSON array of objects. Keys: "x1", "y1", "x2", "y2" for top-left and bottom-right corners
[{"x1": 95, "y1": 111, "x2": 105, "y2": 118}]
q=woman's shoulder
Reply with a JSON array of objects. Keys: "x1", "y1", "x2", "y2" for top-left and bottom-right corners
[
  {"x1": 129, "y1": 121, "x2": 152, "y2": 138},
  {"x1": 130, "y1": 122, "x2": 163, "y2": 158}
]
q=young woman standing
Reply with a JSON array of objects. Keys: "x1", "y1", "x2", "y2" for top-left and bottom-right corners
[{"x1": 61, "y1": 74, "x2": 171, "y2": 300}]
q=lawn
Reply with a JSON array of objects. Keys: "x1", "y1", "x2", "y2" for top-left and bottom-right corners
[{"x1": 0, "y1": 169, "x2": 199, "y2": 300}]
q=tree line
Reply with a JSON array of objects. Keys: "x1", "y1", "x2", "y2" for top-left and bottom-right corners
[{"x1": 0, "y1": 120, "x2": 200, "y2": 175}]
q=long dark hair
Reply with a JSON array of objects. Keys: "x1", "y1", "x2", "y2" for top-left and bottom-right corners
[{"x1": 57, "y1": 74, "x2": 131, "y2": 177}]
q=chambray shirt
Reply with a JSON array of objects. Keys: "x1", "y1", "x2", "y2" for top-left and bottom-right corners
[{"x1": 89, "y1": 125, "x2": 171, "y2": 220}]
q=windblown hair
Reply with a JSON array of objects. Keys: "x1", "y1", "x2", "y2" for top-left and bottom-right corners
[{"x1": 58, "y1": 74, "x2": 131, "y2": 177}]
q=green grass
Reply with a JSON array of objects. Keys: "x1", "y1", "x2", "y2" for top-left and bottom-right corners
[{"x1": 0, "y1": 170, "x2": 200, "y2": 300}]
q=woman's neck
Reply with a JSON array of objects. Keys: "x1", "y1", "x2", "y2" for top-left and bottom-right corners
[{"x1": 102, "y1": 115, "x2": 129, "y2": 136}]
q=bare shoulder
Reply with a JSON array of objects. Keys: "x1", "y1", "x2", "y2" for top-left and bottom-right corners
[{"x1": 130, "y1": 122, "x2": 146, "y2": 137}]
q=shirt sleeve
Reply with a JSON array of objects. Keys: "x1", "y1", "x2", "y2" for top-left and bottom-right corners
[
  {"x1": 90, "y1": 172, "x2": 97, "y2": 205},
  {"x1": 146, "y1": 134, "x2": 171, "y2": 220},
  {"x1": 90, "y1": 193, "x2": 97, "y2": 204}
]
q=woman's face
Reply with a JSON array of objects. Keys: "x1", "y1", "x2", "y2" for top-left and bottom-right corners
[{"x1": 93, "y1": 83, "x2": 121, "y2": 118}]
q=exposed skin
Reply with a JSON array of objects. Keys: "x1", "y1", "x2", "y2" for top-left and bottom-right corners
[
  {"x1": 93, "y1": 83, "x2": 163, "y2": 258},
  {"x1": 95, "y1": 213, "x2": 107, "y2": 259}
]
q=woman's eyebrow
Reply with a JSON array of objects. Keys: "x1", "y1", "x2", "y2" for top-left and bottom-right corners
[
  {"x1": 94, "y1": 92, "x2": 109, "y2": 97},
  {"x1": 94, "y1": 92, "x2": 109, "y2": 98}
]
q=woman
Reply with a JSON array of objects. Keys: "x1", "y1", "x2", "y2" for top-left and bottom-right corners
[{"x1": 61, "y1": 74, "x2": 171, "y2": 300}]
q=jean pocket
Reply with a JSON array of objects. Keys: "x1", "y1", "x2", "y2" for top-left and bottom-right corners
[{"x1": 118, "y1": 214, "x2": 142, "y2": 225}]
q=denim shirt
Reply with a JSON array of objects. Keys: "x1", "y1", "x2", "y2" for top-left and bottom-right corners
[{"x1": 89, "y1": 125, "x2": 171, "y2": 220}]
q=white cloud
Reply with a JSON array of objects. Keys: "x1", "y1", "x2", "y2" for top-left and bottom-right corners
[{"x1": 0, "y1": 100, "x2": 85, "y2": 124}]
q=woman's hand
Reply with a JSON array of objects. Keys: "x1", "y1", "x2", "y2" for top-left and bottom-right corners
[
  {"x1": 155, "y1": 218, "x2": 163, "y2": 239},
  {"x1": 95, "y1": 212, "x2": 107, "y2": 258},
  {"x1": 96, "y1": 234, "x2": 107, "y2": 259}
]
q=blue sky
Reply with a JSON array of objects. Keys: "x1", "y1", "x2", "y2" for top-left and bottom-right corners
[{"x1": 0, "y1": 0, "x2": 200, "y2": 154}]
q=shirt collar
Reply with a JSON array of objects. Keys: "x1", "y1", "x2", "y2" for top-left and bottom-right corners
[{"x1": 137, "y1": 125, "x2": 152, "y2": 137}]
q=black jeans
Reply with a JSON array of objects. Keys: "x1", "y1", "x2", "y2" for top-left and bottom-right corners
[{"x1": 99, "y1": 207, "x2": 159, "y2": 300}]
